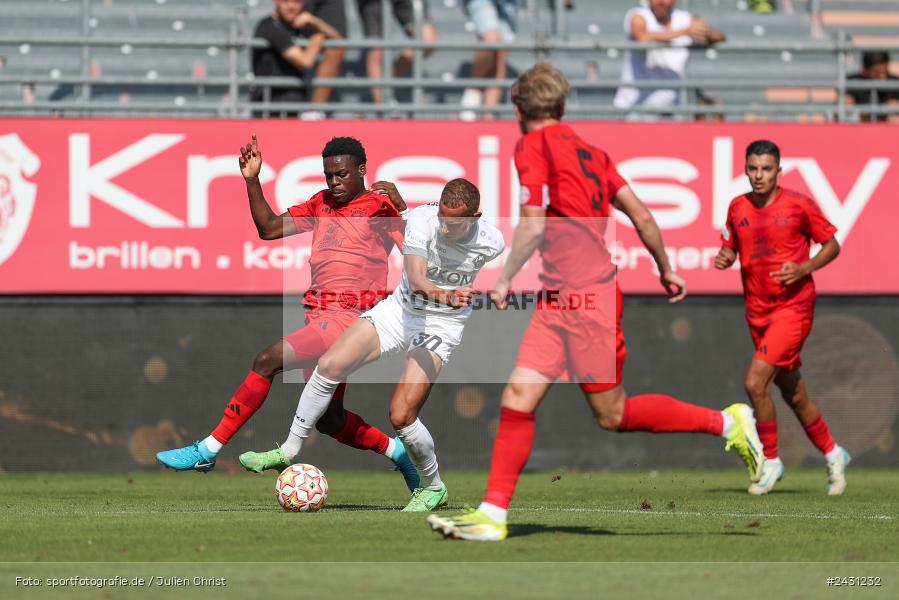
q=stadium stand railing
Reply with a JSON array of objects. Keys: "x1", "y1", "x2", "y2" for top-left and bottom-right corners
[{"x1": 0, "y1": 0, "x2": 897, "y2": 121}]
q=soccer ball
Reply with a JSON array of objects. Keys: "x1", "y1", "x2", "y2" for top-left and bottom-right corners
[{"x1": 275, "y1": 464, "x2": 329, "y2": 512}]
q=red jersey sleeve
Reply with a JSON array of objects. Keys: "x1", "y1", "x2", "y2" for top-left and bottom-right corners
[
  {"x1": 287, "y1": 192, "x2": 322, "y2": 233},
  {"x1": 799, "y1": 195, "x2": 837, "y2": 243},
  {"x1": 514, "y1": 135, "x2": 550, "y2": 209},
  {"x1": 720, "y1": 200, "x2": 737, "y2": 250}
]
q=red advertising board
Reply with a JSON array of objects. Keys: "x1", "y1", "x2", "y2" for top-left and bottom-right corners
[{"x1": 0, "y1": 119, "x2": 895, "y2": 294}]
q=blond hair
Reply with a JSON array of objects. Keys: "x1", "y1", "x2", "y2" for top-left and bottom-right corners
[{"x1": 511, "y1": 62, "x2": 571, "y2": 121}]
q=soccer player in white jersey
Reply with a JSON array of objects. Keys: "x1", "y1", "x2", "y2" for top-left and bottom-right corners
[{"x1": 241, "y1": 178, "x2": 505, "y2": 511}]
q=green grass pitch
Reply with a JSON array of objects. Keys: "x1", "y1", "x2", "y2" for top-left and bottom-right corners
[{"x1": 1, "y1": 469, "x2": 897, "y2": 599}]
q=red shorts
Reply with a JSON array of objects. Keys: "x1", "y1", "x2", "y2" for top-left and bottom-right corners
[
  {"x1": 748, "y1": 309, "x2": 813, "y2": 372},
  {"x1": 515, "y1": 281, "x2": 625, "y2": 393},
  {"x1": 282, "y1": 309, "x2": 361, "y2": 371}
]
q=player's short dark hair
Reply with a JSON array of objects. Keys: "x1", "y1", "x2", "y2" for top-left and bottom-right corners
[
  {"x1": 440, "y1": 178, "x2": 480, "y2": 213},
  {"x1": 862, "y1": 51, "x2": 890, "y2": 69},
  {"x1": 745, "y1": 140, "x2": 781, "y2": 165},
  {"x1": 322, "y1": 137, "x2": 367, "y2": 166}
]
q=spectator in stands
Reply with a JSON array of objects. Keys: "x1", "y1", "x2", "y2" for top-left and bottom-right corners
[
  {"x1": 750, "y1": 0, "x2": 775, "y2": 13},
  {"x1": 251, "y1": 0, "x2": 341, "y2": 118},
  {"x1": 695, "y1": 90, "x2": 724, "y2": 122},
  {"x1": 305, "y1": 0, "x2": 348, "y2": 116},
  {"x1": 613, "y1": 0, "x2": 725, "y2": 120},
  {"x1": 845, "y1": 51, "x2": 899, "y2": 123},
  {"x1": 357, "y1": 0, "x2": 437, "y2": 104},
  {"x1": 460, "y1": 0, "x2": 518, "y2": 121}
]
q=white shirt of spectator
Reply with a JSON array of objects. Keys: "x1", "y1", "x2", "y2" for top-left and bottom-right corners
[
  {"x1": 613, "y1": 6, "x2": 693, "y2": 110},
  {"x1": 397, "y1": 203, "x2": 504, "y2": 317}
]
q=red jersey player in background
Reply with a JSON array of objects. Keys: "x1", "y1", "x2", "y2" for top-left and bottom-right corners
[
  {"x1": 428, "y1": 62, "x2": 763, "y2": 542},
  {"x1": 156, "y1": 135, "x2": 420, "y2": 494},
  {"x1": 715, "y1": 140, "x2": 849, "y2": 496}
]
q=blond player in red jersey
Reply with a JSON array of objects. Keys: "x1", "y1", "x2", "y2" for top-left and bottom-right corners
[
  {"x1": 715, "y1": 140, "x2": 849, "y2": 496},
  {"x1": 427, "y1": 62, "x2": 763, "y2": 541}
]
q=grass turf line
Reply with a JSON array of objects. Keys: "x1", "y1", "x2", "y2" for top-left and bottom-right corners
[{"x1": 1, "y1": 469, "x2": 897, "y2": 563}]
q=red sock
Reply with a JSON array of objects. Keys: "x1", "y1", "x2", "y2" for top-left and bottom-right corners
[
  {"x1": 210, "y1": 371, "x2": 272, "y2": 445},
  {"x1": 329, "y1": 402, "x2": 390, "y2": 455},
  {"x1": 483, "y1": 407, "x2": 536, "y2": 509},
  {"x1": 617, "y1": 393, "x2": 723, "y2": 435},
  {"x1": 756, "y1": 419, "x2": 779, "y2": 459},
  {"x1": 803, "y1": 415, "x2": 836, "y2": 455}
]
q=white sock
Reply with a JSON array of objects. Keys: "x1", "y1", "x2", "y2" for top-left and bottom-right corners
[
  {"x1": 825, "y1": 445, "x2": 842, "y2": 462},
  {"x1": 280, "y1": 367, "x2": 341, "y2": 460},
  {"x1": 201, "y1": 436, "x2": 223, "y2": 455},
  {"x1": 720, "y1": 411, "x2": 735, "y2": 438},
  {"x1": 395, "y1": 418, "x2": 442, "y2": 490},
  {"x1": 383, "y1": 437, "x2": 397, "y2": 459},
  {"x1": 478, "y1": 502, "x2": 508, "y2": 524}
]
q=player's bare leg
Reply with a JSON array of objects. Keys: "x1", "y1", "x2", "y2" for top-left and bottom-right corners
[
  {"x1": 238, "y1": 320, "x2": 419, "y2": 488},
  {"x1": 744, "y1": 358, "x2": 785, "y2": 494},
  {"x1": 155, "y1": 338, "x2": 290, "y2": 472},
  {"x1": 744, "y1": 358, "x2": 780, "y2": 422},
  {"x1": 391, "y1": 348, "x2": 448, "y2": 511},
  {"x1": 310, "y1": 48, "x2": 344, "y2": 108},
  {"x1": 584, "y1": 384, "x2": 761, "y2": 481},
  {"x1": 583, "y1": 385, "x2": 627, "y2": 430},
  {"x1": 774, "y1": 368, "x2": 820, "y2": 426},
  {"x1": 428, "y1": 368, "x2": 551, "y2": 539},
  {"x1": 775, "y1": 369, "x2": 850, "y2": 495},
  {"x1": 277, "y1": 318, "x2": 383, "y2": 462},
  {"x1": 461, "y1": 32, "x2": 501, "y2": 120},
  {"x1": 482, "y1": 50, "x2": 507, "y2": 118}
]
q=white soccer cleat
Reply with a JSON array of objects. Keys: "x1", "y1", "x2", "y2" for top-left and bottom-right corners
[
  {"x1": 748, "y1": 457, "x2": 784, "y2": 495},
  {"x1": 826, "y1": 446, "x2": 851, "y2": 496}
]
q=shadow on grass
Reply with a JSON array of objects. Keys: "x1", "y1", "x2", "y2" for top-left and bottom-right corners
[
  {"x1": 705, "y1": 488, "x2": 803, "y2": 494},
  {"x1": 324, "y1": 503, "x2": 397, "y2": 511},
  {"x1": 508, "y1": 524, "x2": 761, "y2": 538},
  {"x1": 509, "y1": 524, "x2": 614, "y2": 537}
]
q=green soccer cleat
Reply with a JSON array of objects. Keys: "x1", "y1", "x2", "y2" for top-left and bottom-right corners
[
  {"x1": 723, "y1": 403, "x2": 764, "y2": 482},
  {"x1": 427, "y1": 508, "x2": 508, "y2": 541},
  {"x1": 239, "y1": 447, "x2": 291, "y2": 473},
  {"x1": 401, "y1": 485, "x2": 448, "y2": 512}
]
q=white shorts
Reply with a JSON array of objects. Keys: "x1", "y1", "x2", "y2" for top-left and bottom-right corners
[{"x1": 360, "y1": 292, "x2": 467, "y2": 365}]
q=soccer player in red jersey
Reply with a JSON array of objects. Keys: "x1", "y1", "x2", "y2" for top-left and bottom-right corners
[
  {"x1": 155, "y1": 135, "x2": 420, "y2": 492},
  {"x1": 715, "y1": 139, "x2": 849, "y2": 496},
  {"x1": 428, "y1": 63, "x2": 763, "y2": 541}
]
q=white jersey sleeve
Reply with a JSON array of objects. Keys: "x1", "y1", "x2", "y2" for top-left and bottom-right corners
[
  {"x1": 395, "y1": 205, "x2": 505, "y2": 316},
  {"x1": 401, "y1": 203, "x2": 437, "y2": 259}
]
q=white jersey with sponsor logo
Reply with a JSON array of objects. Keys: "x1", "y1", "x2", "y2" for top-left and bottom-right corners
[{"x1": 396, "y1": 203, "x2": 504, "y2": 316}]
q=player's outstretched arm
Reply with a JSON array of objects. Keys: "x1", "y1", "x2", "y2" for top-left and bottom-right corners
[
  {"x1": 239, "y1": 134, "x2": 297, "y2": 240},
  {"x1": 405, "y1": 254, "x2": 474, "y2": 308},
  {"x1": 613, "y1": 185, "x2": 687, "y2": 302},
  {"x1": 489, "y1": 206, "x2": 545, "y2": 309},
  {"x1": 631, "y1": 14, "x2": 689, "y2": 43}
]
